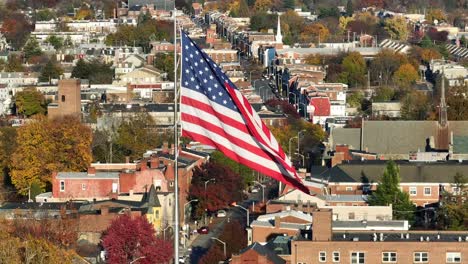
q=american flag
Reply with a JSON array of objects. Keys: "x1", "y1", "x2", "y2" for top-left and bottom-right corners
[{"x1": 180, "y1": 32, "x2": 309, "y2": 194}]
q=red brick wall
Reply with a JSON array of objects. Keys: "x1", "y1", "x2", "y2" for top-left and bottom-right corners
[
  {"x1": 231, "y1": 248, "x2": 277, "y2": 264},
  {"x1": 53, "y1": 177, "x2": 117, "y2": 199}
]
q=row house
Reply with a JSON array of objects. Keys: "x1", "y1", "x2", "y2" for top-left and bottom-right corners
[
  {"x1": 309, "y1": 159, "x2": 468, "y2": 206},
  {"x1": 0, "y1": 72, "x2": 39, "y2": 86}
]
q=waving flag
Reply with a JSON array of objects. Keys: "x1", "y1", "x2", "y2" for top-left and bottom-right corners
[{"x1": 180, "y1": 32, "x2": 309, "y2": 194}]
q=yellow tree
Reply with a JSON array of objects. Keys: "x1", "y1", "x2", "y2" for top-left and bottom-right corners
[
  {"x1": 339, "y1": 16, "x2": 354, "y2": 32},
  {"x1": 384, "y1": 16, "x2": 409, "y2": 41},
  {"x1": 393, "y1": 63, "x2": 418, "y2": 88},
  {"x1": 426, "y1": 9, "x2": 446, "y2": 24},
  {"x1": 300, "y1": 23, "x2": 330, "y2": 44},
  {"x1": 10, "y1": 115, "x2": 92, "y2": 195},
  {"x1": 420, "y1": 48, "x2": 442, "y2": 64},
  {"x1": 254, "y1": 0, "x2": 272, "y2": 12}
]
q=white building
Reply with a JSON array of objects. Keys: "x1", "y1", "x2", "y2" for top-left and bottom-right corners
[{"x1": 0, "y1": 72, "x2": 39, "y2": 86}]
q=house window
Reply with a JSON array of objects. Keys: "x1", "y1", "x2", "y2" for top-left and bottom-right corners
[
  {"x1": 351, "y1": 252, "x2": 365, "y2": 264},
  {"x1": 409, "y1": 187, "x2": 417, "y2": 196},
  {"x1": 155, "y1": 210, "x2": 159, "y2": 218},
  {"x1": 332, "y1": 252, "x2": 340, "y2": 262},
  {"x1": 348, "y1": 212, "x2": 355, "y2": 220},
  {"x1": 446, "y1": 252, "x2": 461, "y2": 263},
  {"x1": 81, "y1": 183, "x2": 86, "y2": 190},
  {"x1": 382, "y1": 252, "x2": 397, "y2": 263},
  {"x1": 61, "y1": 95, "x2": 65, "y2": 102},
  {"x1": 112, "y1": 183, "x2": 118, "y2": 193},
  {"x1": 424, "y1": 187, "x2": 431, "y2": 196},
  {"x1": 346, "y1": 187, "x2": 353, "y2": 191},
  {"x1": 60, "y1": 180, "x2": 65, "y2": 192},
  {"x1": 414, "y1": 252, "x2": 428, "y2": 263},
  {"x1": 319, "y1": 251, "x2": 326, "y2": 262}
]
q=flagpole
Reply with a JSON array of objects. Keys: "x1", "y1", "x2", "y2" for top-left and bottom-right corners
[{"x1": 173, "y1": 8, "x2": 180, "y2": 264}]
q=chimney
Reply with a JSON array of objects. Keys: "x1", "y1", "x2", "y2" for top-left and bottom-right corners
[
  {"x1": 274, "y1": 216, "x2": 281, "y2": 229},
  {"x1": 140, "y1": 159, "x2": 147, "y2": 170},
  {"x1": 312, "y1": 209, "x2": 332, "y2": 241},
  {"x1": 101, "y1": 206, "x2": 109, "y2": 216},
  {"x1": 125, "y1": 156, "x2": 130, "y2": 164},
  {"x1": 87, "y1": 167, "x2": 96, "y2": 175}
]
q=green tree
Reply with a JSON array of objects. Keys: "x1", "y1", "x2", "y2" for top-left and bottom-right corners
[
  {"x1": 10, "y1": 115, "x2": 92, "y2": 194},
  {"x1": 384, "y1": 16, "x2": 409, "y2": 41},
  {"x1": 438, "y1": 173, "x2": 467, "y2": 230},
  {"x1": 23, "y1": 37, "x2": 43, "y2": 61},
  {"x1": 153, "y1": 53, "x2": 175, "y2": 81},
  {"x1": 400, "y1": 90, "x2": 430, "y2": 120},
  {"x1": 114, "y1": 113, "x2": 159, "y2": 161},
  {"x1": 14, "y1": 88, "x2": 47, "y2": 117},
  {"x1": 346, "y1": 0, "x2": 354, "y2": 17},
  {"x1": 39, "y1": 60, "x2": 63, "y2": 83},
  {"x1": 283, "y1": 0, "x2": 295, "y2": 9},
  {"x1": 373, "y1": 86, "x2": 395, "y2": 101},
  {"x1": 368, "y1": 161, "x2": 416, "y2": 220},
  {"x1": 347, "y1": 91, "x2": 364, "y2": 108},
  {"x1": 211, "y1": 151, "x2": 254, "y2": 188},
  {"x1": 71, "y1": 59, "x2": 113, "y2": 84},
  {"x1": 36, "y1": 9, "x2": 56, "y2": 21},
  {"x1": 339, "y1": 52, "x2": 367, "y2": 87},
  {"x1": 46, "y1": 35, "x2": 63, "y2": 50},
  {"x1": 447, "y1": 84, "x2": 468, "y2": 120}
]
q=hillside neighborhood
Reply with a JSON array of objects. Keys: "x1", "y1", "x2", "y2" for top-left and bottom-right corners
[{"x1": 0, "y1": 0, "x2": 467, "y2": 263}]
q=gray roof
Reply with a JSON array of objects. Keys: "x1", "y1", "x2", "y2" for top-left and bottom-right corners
[
  {"x1": 331, "y1": 121, "x2": 468, "y2": 155},
  {"x1": 331, "y1": 128, "x2": 361, "y2": 150},
  {"x1": 322, "y1": 194, "x2": 368, "y2": 202},
  {"x1": 312, "y1": 160, "x2": 468, "y2": 183},
  {"x1": 362, "y1": 121, "x2": 437, "y2": 154},
  {"x1": 333, "y1": 220, "x2": 406, "y2": 229},
  {"x1": 56, "y1": 172, "x2": 119, "y2": 179},
  {"x1": 453, "y1": 136, "x2": 468, "y2": 153}
]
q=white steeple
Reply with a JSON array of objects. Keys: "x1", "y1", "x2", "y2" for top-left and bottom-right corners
[{"x1": 276, "y1": 13, "x2": 283, "y2": 44}]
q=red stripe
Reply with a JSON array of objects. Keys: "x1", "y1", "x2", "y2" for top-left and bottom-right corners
[
  {"x1": 181, "y1": 129, "x2": 310, "y2": 194},
  {"x1": 181, "y1": 113, "x2": 284, "y2": 162},
  {"x1": 181, "y1": 96, "x2": 250, "y2": 134}
]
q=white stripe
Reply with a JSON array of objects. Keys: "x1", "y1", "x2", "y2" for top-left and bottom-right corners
[
  {"x1": 182, "y1": 121, "x2": 296, "y2": 178},
  {"x1": 182, "y1": 87, "x2": 293, "y2": 169},
  {"x1": 181, "y1": 104, "x2": 295, "y2": 174}
]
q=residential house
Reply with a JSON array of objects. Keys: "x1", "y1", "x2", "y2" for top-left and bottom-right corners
[
  {"x1": 372, "y1": 101, "x2": 402, "y2": 118},
  {"x1": 117, "y1": 65, "x2": 164, "y2": 85},
  {"x1": 0, "y1": 72, "x2": 39, "y2": 86},
  {"x1": 231, "y1": 242, "x2": 286, "y2": 264}
]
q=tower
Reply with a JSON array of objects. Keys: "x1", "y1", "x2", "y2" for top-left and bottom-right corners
[
  {"x1": 439, "y1": 72, "x2": 448, "y2": 127},
  {"x1": 275, "y1": 13, "x2": 283, "y2": 44}
]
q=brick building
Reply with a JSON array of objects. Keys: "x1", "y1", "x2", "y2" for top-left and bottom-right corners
[
  {"x1": 292, "y1": 209, "x2": 468, "y2": 264},
  {"x1": 48, "y1": 79, "x2": 82, "y2": 120}
]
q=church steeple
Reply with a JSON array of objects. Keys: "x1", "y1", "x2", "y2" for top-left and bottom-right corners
[
  {"x1": 439, "y1": 72, "x2": 448, "y2": 127},
  {"x1": 276, "y1": 13, "x2": 283, "y2": 44}
]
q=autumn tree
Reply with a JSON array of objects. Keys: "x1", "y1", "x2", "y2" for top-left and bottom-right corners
[
  {"x1": 370, "y1": 49, "x2": 408, "y2": 86},
  {"x1": 420, "y1": 48, "x2": 442, "y2": 64},
  {"x1": 211, "y1": 151, "x2": 254, "y2": 187},
  {"x1": 253, "y1": 0, "x2": 272, "y2": 12},
  {"x1": 153, "y1": 52, "x2": 175, "y2": 81},
  {"x1": 300, "y1": 23, "x2": 330, "y2": 44},
  {"x1": 400, "y1": 90, "x2": 430, "y2": 120},
  {"x1": 368, "y1": 161, "x2": 416, "y2": 221},
  {"x1": 114, "y1": 113, "x2": 159, "y2": 162},
  {"x1": 0, "y1": 12, "x2": 32, "y2": 49},
  {"x1": 438, "y1": 173, "x2": 468, "y2": 230},
  {"x1": 14, "y1": 87, "x2": 47, "y2": 117},
  {"x1": 393, "y1": 63, "x2": 418, "y2": 88},
  {"x1": 5, "y1": 55, "x2": 25, "y2": 72},
  {"x1": 189, "y1": 162, "x2": 244, "y2": 217},
  {"x1": 280, "y1": 10, "x2": 305, "y2": 45},
  {"x1": 384, "y1": 16, "x2": 409, "y2": 41},
  {"x1": 10, "y1": 115, "x2": 92, "y2": 194},
  {"x1": 447, "y1": 84, "x2": 468, "y2": 120},
  {"x1": 102, "y1": 214, "x2": 173, "y2": 264},
  {"x1": 199, "y1": 244, "x2": 224, "y2": 264},
  {"x1": 339, "y1": 52, "x2": 367, "y2": 87},
  {"x1": 426, "y1": 9, "x2": 446, "y2": 24}
]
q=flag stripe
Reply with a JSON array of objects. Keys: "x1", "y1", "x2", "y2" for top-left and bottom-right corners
[
  {"x1": 180, "y1": 32, "x2": 309, "y2": 194},
  {"x1": 181, "y1": 112, "x2": 296, "y2": 176}
]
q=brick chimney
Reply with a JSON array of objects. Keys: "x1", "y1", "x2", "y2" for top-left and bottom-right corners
[
  {"x1": 101, "y1": 206, "x2": 109, "y2": 216},
  {"x1": 312, "y1": 209, "x2": 332, "y2": 241},
  {"x1": 87, "y1": 167, "x2": 96, "y2": 175}
]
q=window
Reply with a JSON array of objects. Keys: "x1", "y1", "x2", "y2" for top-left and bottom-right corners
[
  {"x1": 81, "y1": 183, "x2": 86, "y2": 190},
  {"x1": 346, "y1": 187, "x2": 353, "y2": 191},
  {"x1": 409, "y1": 187, "x2": 417, "y2": 196},
  {"x1": 155, "y1": 210, "x2": 159, "y2": 218},
  {"x1": 112, "y1": 183, "x2": 118, "y2": 193},
  {"x1": 61, "y1": 95, "x2": 65, "y2": 102},
  {"x1": 169, "y1": 181, "x2": 174, "y2": 187},
  {"x1": 446, "y1": 252, "x2": 461, "y2": 263},
  {"x1": 414, "y1": 252, "x2": 428, "y2": 263},
  {"x1": 424, "y1": 187, "x2": 431, "y2": 196},
  {"x1": 348, "y1": 212, "x2": 355, "y2": 220},
  {"x1": 351, "y1": 252, "x2": 365, "y2": 264},
  {"x1": 319, "y1": 251, "x2": 326, "y2": 262},
  {"x1": 60, "y1": 181, "x2": 65, "y2": 192},
  {"x1": 332, "y1": 252, "x2": 340, "y2": 262},
  {"x1": 382, "y1": 252, "x2": 397, "y2": 263}
]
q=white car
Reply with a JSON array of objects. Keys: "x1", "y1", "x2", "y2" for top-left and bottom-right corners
[{"x1": 217, "y1": 210, "x2": 227, "y2": 217}]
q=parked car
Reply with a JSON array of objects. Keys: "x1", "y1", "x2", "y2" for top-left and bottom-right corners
[
  {"x1": 216, "y1": 210, "x2": 227, "y2": 217},
  {"x1": 197, "y1": 226, "x2": 209, "y2": 234}
]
